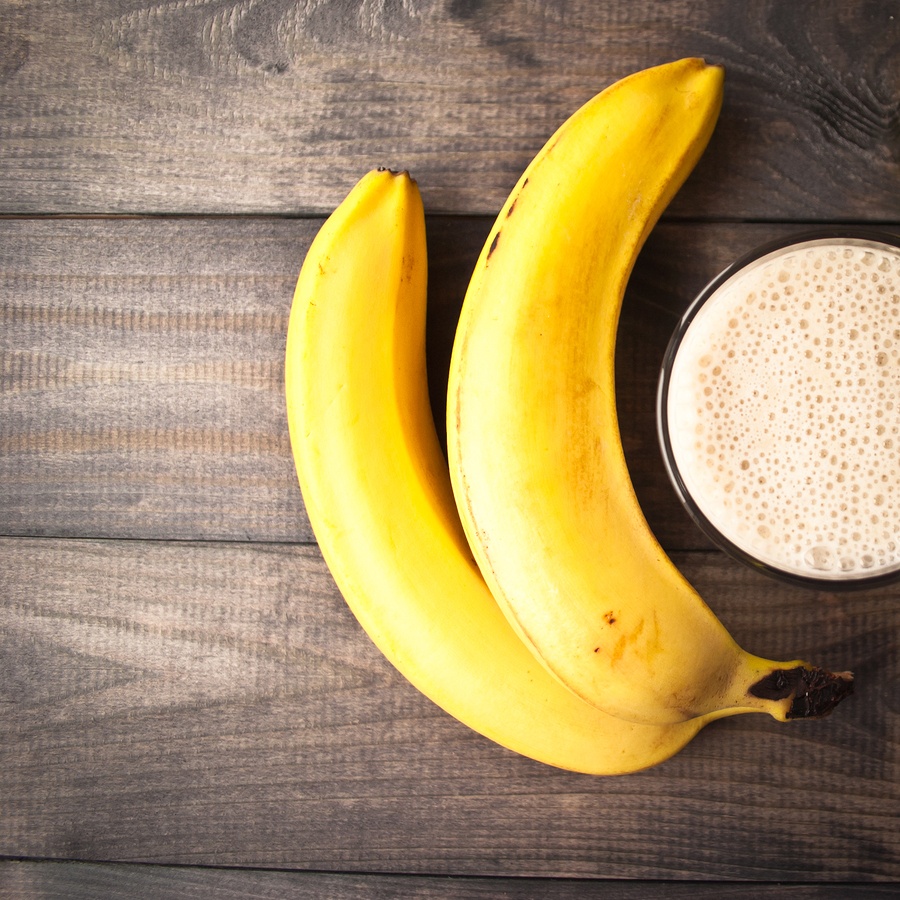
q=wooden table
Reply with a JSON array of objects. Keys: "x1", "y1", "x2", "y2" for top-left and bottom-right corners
[{"x1": 2, "y1": 2, "x2": 899, "y2": 895}]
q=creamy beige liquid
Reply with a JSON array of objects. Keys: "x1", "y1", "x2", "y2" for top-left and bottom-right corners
[{"x1": 666, "y1": 237, "x2": 900, "y2": 582}]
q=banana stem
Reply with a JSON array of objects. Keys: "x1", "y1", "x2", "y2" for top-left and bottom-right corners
[{"x1": 748, "y1": 666, "x2": 854, "y2": 720}]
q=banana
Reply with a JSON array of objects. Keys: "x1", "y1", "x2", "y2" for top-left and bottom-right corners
[
  {"x1": 447, "y1": 59, "x2": 853, "y2": 726},
  {"x1": 286, "y1": 167, "x2": 719, "y2": 774}
]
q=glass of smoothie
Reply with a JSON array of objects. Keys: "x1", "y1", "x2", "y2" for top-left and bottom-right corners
[{"x1": 658, "y1": 229, "x2": 900, "y2": 590}]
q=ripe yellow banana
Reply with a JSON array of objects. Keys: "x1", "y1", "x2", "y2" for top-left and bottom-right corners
[
  {"x1": 447, "y1": 59, "x2": 853, "y2": 726},
  {"x1": 286, "y1": 167, "x2": 718, "y2": 773}
]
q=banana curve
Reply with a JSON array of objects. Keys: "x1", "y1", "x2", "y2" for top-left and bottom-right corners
[{"x1": 447, "y1": 60, "x2": 853, "y2": 726}]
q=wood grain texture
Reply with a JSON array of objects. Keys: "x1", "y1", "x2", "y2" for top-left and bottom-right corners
[
  {"x1": 1, "y1": 0, "x2": 898, "y2": 217},
  {"x1": 3, "y1": 862, "x2": 898, "y2": 900},
  {"x1": 1, "y1": 536, "x2": 896, "y2": 878},
  {"x1": 4, "y1": 215, "x2": 870, "y2": 548},
  {"x1": 3, "y1": 4, "x2": 900, "y2": 886},
  {"x1": 0, "y1": 217, "x2": 309, "y2": 541}
]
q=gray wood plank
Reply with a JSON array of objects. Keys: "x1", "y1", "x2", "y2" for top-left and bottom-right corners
[
  {"x1": 0, "y1": 217, "x2": 312, "y2": 541},
  {"x1": 2, "y1": 861, "x2": 896, "y2": 899},
  {"x1": 3, "y1": 216, "x2": 860, "y2": 547},
  {"x1": 1, "y1": 536, "x2": 896, "y2": 879},
  {"x1": 1, "y1": 1, "x2": 898, "y2": 217}
]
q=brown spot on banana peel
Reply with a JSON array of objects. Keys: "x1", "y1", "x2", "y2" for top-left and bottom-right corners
[
  {"x1": 401, "y1": 252, "x2": 415, "y2": 284},
  {"x1": 487, "y1": 230, "x2": 500, "y2": 260},
  {"x1": 749, "y1": 666, "x2": 854, "y2": 719},
  {"x1": 506, "y1": 177, "x2": 530, "y2": 217},
  {"x1": 609, "y1": 617, "x2": 645, "y2": 666}
]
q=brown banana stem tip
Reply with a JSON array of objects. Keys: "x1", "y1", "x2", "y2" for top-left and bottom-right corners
[{"x1": 749, "y1": 666, "x2": 854, "y2": 719}]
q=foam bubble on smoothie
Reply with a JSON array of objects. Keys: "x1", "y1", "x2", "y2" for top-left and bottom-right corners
[{"x1": 666, "y1": 238, "x2": 900, "y2": 581}]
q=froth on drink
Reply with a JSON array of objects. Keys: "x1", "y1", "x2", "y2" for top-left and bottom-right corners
[{"x1": 658, "y1": 230, "x2": 900, "y2": 590}]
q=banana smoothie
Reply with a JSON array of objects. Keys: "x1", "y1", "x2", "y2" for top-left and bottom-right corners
[{"x1": 660, "y1": 234, "x2": 900, "y2": 587}]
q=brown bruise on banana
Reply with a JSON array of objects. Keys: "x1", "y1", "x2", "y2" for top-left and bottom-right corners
[
  {"x1": 593, "y1": 610, "x2": 618, "y2": 652},
  {"x1": 487, "y1": 230, "x2": 501, "y2": 260},
  {"x1": 401, "y1": 252, "x2": 416, "y2": 285},
  {"x1": 594, "y1": 609, "x2": 624, "y2": 662},
  {"x1": 486, "y1": 175, "x2": 529, "y2": 261},
  {"x1": 607, "y1": 616, "x2": 645, "y2": 666},
  {"x1": 506, "y1": 178, "x2": 529, "y2": 219}
]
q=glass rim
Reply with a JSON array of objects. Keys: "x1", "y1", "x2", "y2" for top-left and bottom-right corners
[{"x1": 656, "y1": 226, "x2": 900, "y2": 592}]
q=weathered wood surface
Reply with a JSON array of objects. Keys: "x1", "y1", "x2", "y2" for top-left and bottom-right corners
[
  {"x1": 3, "y1": 862, "x2": 898, "y2": 900},
  {"x1": 3, "y1": 0, "x2": 900, "y2": 891},
  {"x1": 0, "y1": 216, "x2": 848, "y2": 548},
  {"x1": 1, "y1": 0, "x2": 899, "y2": 217},
  {"x1": 2, "y1": 536, "x2": 896, "y2": 877}
]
